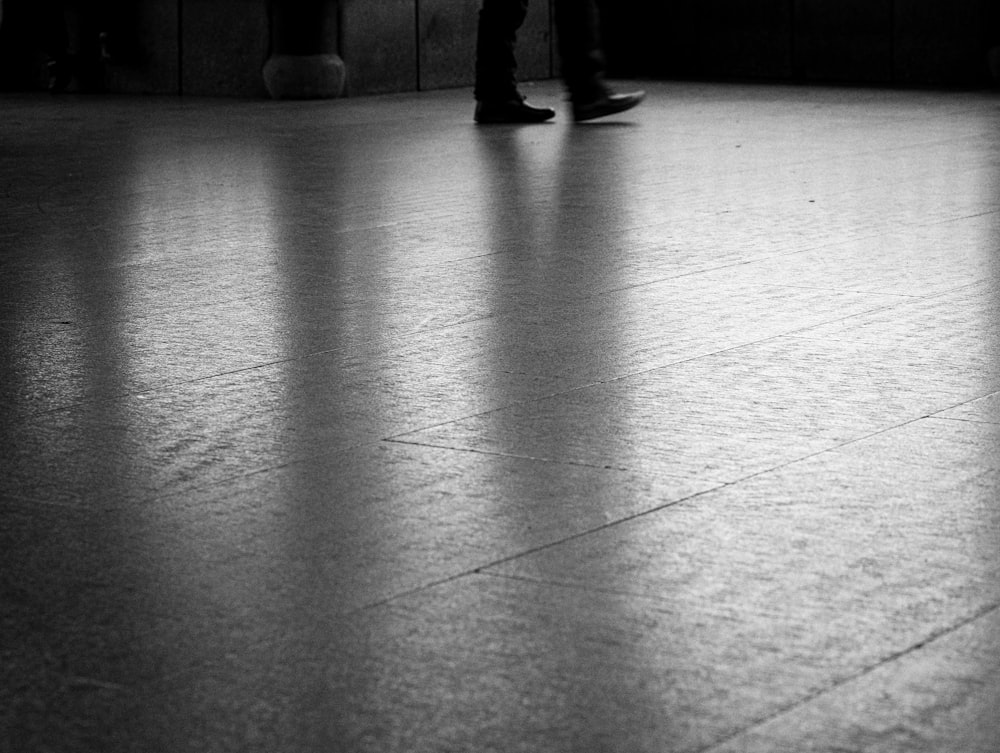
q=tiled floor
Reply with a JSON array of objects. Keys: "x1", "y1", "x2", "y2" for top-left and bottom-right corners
[{"x1": 2, "y1": 80, "x2": 999, "y2": 752}]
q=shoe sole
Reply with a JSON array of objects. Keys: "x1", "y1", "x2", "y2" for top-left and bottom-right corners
[{"x1": 573, "y1": 93, "x2": 646, "y2": 123}]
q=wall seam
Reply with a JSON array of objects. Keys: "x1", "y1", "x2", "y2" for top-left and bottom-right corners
[
  {"x1": 177, "y1": 0, "x2": 184, "y2": 94},
  {"x1": 414, "y1": 0, "x2": 422, "y2": 91}
]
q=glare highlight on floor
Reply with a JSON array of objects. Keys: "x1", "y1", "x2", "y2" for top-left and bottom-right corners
[{"x1": 2, "y1": 80, "x2": 999, "y2": 752}]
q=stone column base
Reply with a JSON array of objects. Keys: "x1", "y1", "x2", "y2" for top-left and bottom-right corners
[{"x1": 263, "y1": 54, "x2": 346, "y2": 99}]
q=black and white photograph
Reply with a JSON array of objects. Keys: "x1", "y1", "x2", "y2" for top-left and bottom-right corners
[{"x1": 2, "y1": 2, "x2": 999, "y2": 751}]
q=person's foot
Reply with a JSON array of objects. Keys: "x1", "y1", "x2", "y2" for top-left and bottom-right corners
[
  {"x1": 475, "y1": 97, "x2": 556, "y2": 124},
  {"x1": 572, "y1": 90, "x2": 646, "y2": 122}
]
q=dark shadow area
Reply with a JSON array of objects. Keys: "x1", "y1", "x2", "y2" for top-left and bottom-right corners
[
  {"x1": 600, "y1": 0, "x2": 999, "y2": 87},
  {"x1": 0, "y1": 0, "x2": 139, "y2": 91}
]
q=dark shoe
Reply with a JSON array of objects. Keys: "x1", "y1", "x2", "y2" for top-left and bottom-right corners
[
  {"x1": 475, "y1": 98, "x2": 556, "y2": 124},
  {"x1": 572, "y1": 90, "x2": 646, "y2": 122}
]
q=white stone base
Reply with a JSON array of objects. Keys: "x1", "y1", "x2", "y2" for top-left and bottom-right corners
[{"x1": 263, "y1": 54, "x2": 346, "y2": 100}]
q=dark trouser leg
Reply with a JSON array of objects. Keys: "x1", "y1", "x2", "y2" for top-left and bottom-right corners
[
  {"x1": 474, "y1": 0, "x2": 528, "y2": 101},
  {"x1": 553, "y1": 0, "x2": 605, "y2": 102}
]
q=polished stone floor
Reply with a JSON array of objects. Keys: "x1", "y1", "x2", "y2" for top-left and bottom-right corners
[{"x1": 1, "y1": 79, "x2": 999, "y2": 752}]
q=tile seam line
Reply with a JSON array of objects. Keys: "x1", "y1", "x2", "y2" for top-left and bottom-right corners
[
  {"x1": 43, "y1": 406, "x2": 959, "y2": 512},
  {"x1": 378, "y1": 411, "x2": 959, "y2": 586},
  {"x1": 37, "y1": 435, "x2": 413, "y2": 510},
  {"x1": 695, "y1": 600, "x2": 1000, "y2": 753},
  {"x1": 596, "y1": 269, "x2": 924, "y2": 300},
  {"x1": 382, "y1": 314, "x2": 937, "y2": 445},
  {"x1": 930, "y1": 415, "x2": 1000, "y2": 427},
  {"x1": 18, "y1": 197, "x2": 990, "y2": 307},
  {"x1": 14, "y1": 281, "x2": 896, "y2": 423},
  {"x1": 11, "y1": 251, "x2": 987, "y2": 419},
  {"x1": 19, "y1": 361, "x2": 976, "y2": 509},
  {"x1": 14, "y1": 313, "x2": 512, "y2": 420},
  {"x1": 340, "y1": 484, "x2": 720, "y2": 618},
  {"x1": 351, "y1": 413, "x2": 942, "y2": 615},
  {"x1": 382, "y1": 439, "x2": 639, "y2": 473}
]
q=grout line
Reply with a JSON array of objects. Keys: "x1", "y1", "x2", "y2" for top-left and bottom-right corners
[
  {"x1": 380, "y1": 322, "x2": 932, "y2": 447},
  {"x1": 345, "y1": 535, "x2": 1000, "y2": 746},
  {"x1": 384, "y1": 438, "x2": 635, "y2": 472},
  {"x1": 387, "y1": 410, "x2": 967, "y2": 529},
  {"x1": 477, "y1": 568, "x2": 684, "y2": 602},
  {"x1": 697, "y1": 600, "x2": 1000, "y2": 753},
  {"x1": 342, "y1": 485, "x2": 722, "y2": 618},
  {"x1": 926, "y1": 414, "x2": 1000, "y2": 427},
  {"x1": 47, "y1": 402, "x2": 990, "y2": 515},
  {"x1": 351, "y1": 412, "x2": 954, "y2": 615}
]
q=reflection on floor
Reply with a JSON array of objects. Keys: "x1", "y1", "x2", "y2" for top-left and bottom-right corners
[{"x1": 2, "y1": 80, "x2": 999, "y2": 752}]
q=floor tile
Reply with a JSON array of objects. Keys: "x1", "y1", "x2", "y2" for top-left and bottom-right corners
[
  {"x1": 934, "y1": 390, "x2": 1000, "y2": 424},
  {"x1": 395, "y1": 335, "x2": 1000, "y2": 482},
  {"x1": 3, "y1": 443, "x2": 715, "y2": 751},
  {"x1": 485, "y1": 426, "x2": 1000, "y2": 619},
  {"x1": 9, "y1": 573, "x2": 890, "y2": 753},
  {"x1": 792, "y1": 279, "x2": 1000, "y2": 355},
  {"x1": 708, "y1": 606, "x2": 1000, "y2": 753},
  {"x1": 2, "y1": 80, "x2": 998, "y2": 753},
  {"x1": 687, "y1": 211, "x2": 999, "y2": 297},
  {"x1": 0, "y1": 349, "x2": 576, "y2": 503}
]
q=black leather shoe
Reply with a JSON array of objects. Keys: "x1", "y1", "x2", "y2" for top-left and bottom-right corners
[
  {"x1": 572, "y1": 90, "x2": 646, "y2": 122},
  {"x1": 475, "y1": 98, "x2": 556, "y2": 124}
]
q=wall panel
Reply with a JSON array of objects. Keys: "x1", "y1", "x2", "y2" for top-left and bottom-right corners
[
  {"x1": 341, "y1": 0, "x2": 418, "y2": 95},
  {"x1": 105, "y1": 0, "x2": 180, "y2": 94},
  {"x1": 2, "y1": 0, "x2": 992, "y2": 97},
  {"x1": 793, "y1": 0, "x2": 893, "y2": 83},
  {"x1": 695, "y1": 0, "x2": 792, "y2": 80},
  {"x1": 894, "y1": 0, "x2": 988, "y2": 85},
  {"x1": 418, "y1": 0, "x2": 479, "y2": 90},
  {"x1": 181, "y1": 0, "x2": 269, "y2": 97}
]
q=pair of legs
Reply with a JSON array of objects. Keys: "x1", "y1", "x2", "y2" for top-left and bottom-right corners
[
  {"x1": 474, "y1": 0, "x2": 643, "y2": 122},
  {"x1": 475, "y1": 0, "x2": 605, "y2": 104}
]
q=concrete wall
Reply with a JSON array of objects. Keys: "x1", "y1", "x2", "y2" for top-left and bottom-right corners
[
  {"x1": 320, "y1": 0, "x2": 553, "y2": 96},
  {"x1": 0, "y1": 0, "x2": 994, "y2": 96},
  {"x1": 0, "y1": 0, "x2": 552, "y2": 96},
  {"x1": 893, "y1": 0, "x2": 994, "y2": 86},
  {"x1": 106, "y1": 0, "x2": 180, "y2": 95},
  {"x1": 608, "y1": 0, "x2": 996, "y2": 87},
  {"x1": 181, "y1": 0, "x2": 270, "y2": 97}
]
